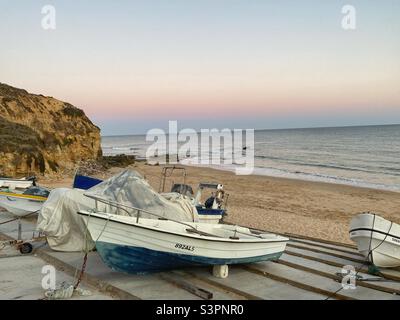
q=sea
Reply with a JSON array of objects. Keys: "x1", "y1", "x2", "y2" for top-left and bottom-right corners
[{"x1": 102, "y1": 124, "x2": 400, "y2": 192}]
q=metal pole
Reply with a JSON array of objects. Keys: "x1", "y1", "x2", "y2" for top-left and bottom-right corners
[{"x1": 18, "y1": 218, "x2": 22, "y2": 240}]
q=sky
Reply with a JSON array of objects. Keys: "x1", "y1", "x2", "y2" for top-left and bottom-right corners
[{"x1": 0, "y1": 0, "x2": 399, "y2": 135}]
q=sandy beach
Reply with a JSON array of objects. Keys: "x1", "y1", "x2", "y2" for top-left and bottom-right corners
[{"x1": 39, "y1": 162, "x2": 400, "y2": 245}]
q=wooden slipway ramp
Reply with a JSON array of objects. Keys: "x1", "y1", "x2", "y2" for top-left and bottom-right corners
[{"x1": 1, "y1": 213, "x2": 400, "y2": 300}]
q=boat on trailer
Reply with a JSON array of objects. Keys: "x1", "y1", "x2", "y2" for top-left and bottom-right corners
[
  {"x1": 349, "y1": 213, "x2": 400, "y2": 268},
  {"x1": 0, "y1": 192, "x2": 48, "y2": 217},
  {"x1": 0, "y1": 187, "x2": 49, "y2": 217},
  {"x1": 79, "y1": 206, "x2": 288, "y2": 274}
]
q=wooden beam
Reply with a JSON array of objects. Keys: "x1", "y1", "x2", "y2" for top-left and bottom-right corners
[
  {"x1": 183, "y1": 271, "x2": 263, "y2": 300},
  {"x1": 242, "y1": 265, "x2": 352, "y2": 300},
  {"x1": 277, "y1": 258, "x2": 400, "y2": 296},
  {"x1": 158, "y1": 272, "x2": 214, "y2": 300},
  {"x1": 285, "y1": 249, "x2": 400, "y2": 282},
  {"x1": 287, "y1": 243, "x2": 365, "y2": 264}
]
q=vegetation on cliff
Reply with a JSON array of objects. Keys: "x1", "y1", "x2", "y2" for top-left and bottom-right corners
[{"x1": 0, "y1": 83, "x2": 102, "y2": 176}]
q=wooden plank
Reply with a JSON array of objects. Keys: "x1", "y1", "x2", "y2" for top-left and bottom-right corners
[
  {"x1": 158, "y1": 272, "x2": 213, "y2": 300},
  {"x1": 244, "y1": 261, "x2": 400, "y2": 300},
  {"x1": 286, "y1": 248, "x2": 364, "y2": 268},
  {"x1": 285, "y1": 248, "x2": 400, "y2": 282},
  {"x1": 242, "y1": 264, "x2": 349, "y2": 300},
  {"x1": 284, "y1": 232, "x2": 357, "y2": 249},
  {"x1": 290, "y1": 238, "x2": 362, "y2": 256},
  {"x1": 184, "y1": 267, "x2": 326, "y2": 300},
  {"x1": 172, "y1": 271, "x2": 248, "y2": 300},
  {"x1": 287, "y1": 243, "x2": 365, "y2": 264},
  {"x1": 278, "y1": 254, "x2": 400, "y2": 295},
  {"x1": 183, "y1": 270, "x2": 263, "y2": 300}
]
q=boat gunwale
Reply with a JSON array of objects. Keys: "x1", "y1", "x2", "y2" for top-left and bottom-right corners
[
  {"x1": 79, "y1": 211, "x2": 290, "y2": 244},
  {"x1": 349, "y1": 227, "x2": 400, "y2": 241},
  {"x1": 0, "y1": 191, "x2": 47, "y2": 202}
]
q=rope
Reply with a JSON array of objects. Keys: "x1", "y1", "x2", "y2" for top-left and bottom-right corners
[
  {"x1": 73, "y1": 253, "x2": 88, "y2": 290},
  {"x1": 0, "y1": 218, "x2": 18, "y2": 225},
  {"x1": 73, "y1": 212, "x2": 111, "y2": 290},
  {"x1": 73, "y1": 212, "x2": 92, "y2": 289}
]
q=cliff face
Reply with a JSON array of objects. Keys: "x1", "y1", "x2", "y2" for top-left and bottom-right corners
[{"x1": 0, "y1": 83, "x2": 102, "y2": 176}]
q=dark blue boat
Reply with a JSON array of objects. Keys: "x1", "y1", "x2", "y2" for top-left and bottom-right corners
[{"x1": 73, "y1": 174, "x2": 103, "y2": 190}]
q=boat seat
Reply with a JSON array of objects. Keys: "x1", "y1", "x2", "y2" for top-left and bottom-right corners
[{"x1": 185, "y1": 228, "x2": 222, "y2": 238}]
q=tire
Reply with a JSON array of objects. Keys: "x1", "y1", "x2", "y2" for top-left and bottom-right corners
[{"x1": 19, "y1": 243, "x2": 33, "y2": 254}]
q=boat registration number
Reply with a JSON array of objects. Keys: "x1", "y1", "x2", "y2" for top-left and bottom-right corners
[{"x1": 175, "y1": 243, "x2": 195, "y2": 251}]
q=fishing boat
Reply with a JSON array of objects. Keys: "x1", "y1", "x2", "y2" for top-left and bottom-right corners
[
  {"x1": 74, "y1": 168, "x2": 227, "y2": 224},
  {"x1": 349, "y1": 213, "x2": 400, "y2": 268},
  {"x1": 0, "y1": 187, "x2": 49, "y2": 217},
  {"x1": 159, "y1": 166, "x2": 227, "y2": 224},
  {"x1": 78, "y1": 209, "x2": 289, "y2": 274},
  {"x1": 72, "y1": 174, "x2": 102, "y2": 190},
  {"x1": 192, "y1": 183, "x2": 227, "y2": 224},
  {"x1": 0, "y1": 176, "x2": 36, "y2": 190}
]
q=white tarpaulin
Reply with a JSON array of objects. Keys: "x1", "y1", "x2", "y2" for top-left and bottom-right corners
[
  {"x1": 86, "y1": 170, "x2": 199, "y2": 222},
  {"x1": 37, "y1": 170, "x2": 198, "y2": 252},
  {"x1": 37, "y1": 188, "x2": 97, "y2": 252}
]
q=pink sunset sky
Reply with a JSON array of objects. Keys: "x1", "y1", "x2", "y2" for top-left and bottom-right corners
[{"x1": 1, "y1": 1, "x2": 399, "y2": 135}]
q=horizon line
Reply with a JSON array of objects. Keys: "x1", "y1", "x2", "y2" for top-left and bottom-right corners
[{"x1": 101, "y1": 122, "x2": 400, "y2": 138}]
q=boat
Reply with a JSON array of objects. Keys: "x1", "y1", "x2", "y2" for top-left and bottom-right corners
[
  {"x1": 73, "y1": 174, "x2": 102, "y2": 190},
  {"x1": 192, "y1": 183, "x2": 227, "y2": 224},
  {"x1": 349, "y1": 213, "x2": 400, "y2": 268},
  {"x1": 73, "y1": 168, "x2": 227, "y2": 224},
  {"x1": 78, "y1": 209, "x2": 289, "y2": 274},
  {"x1": 0, "y1": 187, "x2": 49, "y2": 217},
  {"x1": 0, "y1": 176, "x2": 36, "y2": 190},
  {"x1": 159, "y1": 166, "x2": 227, "y2": 224}
]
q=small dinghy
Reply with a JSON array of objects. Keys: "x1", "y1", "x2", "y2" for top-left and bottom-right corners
[
  {"x1": 350, "y1": 213, "x2": 400, "y2": 268},
  {"x1": 79, "y1": 210, "x2": 289, "y2": 274},
  {"x1": 72, "y1": 174, "x2": 102, "y2": 190},
  {"x1": 0, "y1": 187, "x2": 49, "y2": 217},
  {"x1": 0, "y1": 176, "x2": 36, "y2": 190}
]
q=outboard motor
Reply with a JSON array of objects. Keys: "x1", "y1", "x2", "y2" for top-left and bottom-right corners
[
  {"x1": 26, "y1": 176, "x2": 37, "y2": 186},
  {"x1": 204, "y1": 196, "x2": 215, "y2": 209}
]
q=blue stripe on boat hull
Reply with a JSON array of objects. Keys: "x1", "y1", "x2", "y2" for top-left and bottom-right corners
[{"x1": 95, "y1": 241, "x2": 283, "y2": 274}]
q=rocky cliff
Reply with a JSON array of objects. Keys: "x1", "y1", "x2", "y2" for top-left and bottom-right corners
[{"x1": 0, "y1": 83, "x2": 102, "y2": 176}]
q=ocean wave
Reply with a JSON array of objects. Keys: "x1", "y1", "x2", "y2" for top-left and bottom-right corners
[
  {"x1": 183, "y1": 162, "x2": 400, "y2": 192},
  {"x1": 102, "y1": 124, "x2": 400, "y2": 191},
  {"x1": 254, "y1": 155, "x2": 400, "y2": 177}
]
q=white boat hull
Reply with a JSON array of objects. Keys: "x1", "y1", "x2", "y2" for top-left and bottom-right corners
[
  {"x1": 0, "y1": 193, "x2": 45, "y2": 217},
  {"x1": 0, "y1": 178, "x2": 33, "y2": 190},
  {"x1": 197, "y1": 214, "x2": 223, "y2": 224},
  {"x1": 349, "y1": 213, "x2": 400, "y2": 268},
  {"x1": 79, "y1": 211, "x2": 288, "y2": 274}
]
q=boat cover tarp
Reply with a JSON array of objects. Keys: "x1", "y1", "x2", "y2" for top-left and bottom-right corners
[
  {"x1": 37, "y1": 188, "x2": 98, "y2": 252},
  {"x1": 37, "y1": 170, "x2": 198, "y2": 252},
  {"x1": 86, "y1": 170, "x2": 198, "y2": 222}
]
